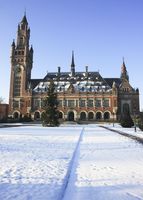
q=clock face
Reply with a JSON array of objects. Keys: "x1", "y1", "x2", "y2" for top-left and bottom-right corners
[
  {"x1": 14, "y1": 64, "x2": 21, "y2": 72},
  {"x1": 16, "y1": 66, "x2": 21, "y2": 73}
]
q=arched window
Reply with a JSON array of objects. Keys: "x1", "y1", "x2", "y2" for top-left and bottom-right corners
[
  {"x1": 104, "y1": 112, "x2": 110, "y2": 120},
  {"x1": 88, "y1": 112, "x2": 94, "y2": 120},
  {"x1": 96, "y1": 112, "x2": 102, "y2": 120},
  {"x1": 80, "y1": 112, "x2": 86, "y2": 120}
]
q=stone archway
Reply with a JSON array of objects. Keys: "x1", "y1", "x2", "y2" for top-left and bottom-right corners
[
  {"x1": 104, "y1": 112, "x2": 110, "y2": 120},
  {"x1": 13, "y1": 112, "x2": 19, "y2": 119},
  {"x1": 96, "y1": 112, "x2": 102, "y2": 120},
  {"x1": 68, "y1": 111, "x2": 74, "y2": 121},
  {"x1": 88, "y1": 112, "x2": 94, "y2": 120},
  {"x1": 80, "y1": 112, "x2": 86, "y2": 120},
  {"x1": 59, "y1": 111, "x2": 63, "y2": 119},
  {"x1": 34, "y1": 111, "x2": 40, "y2": 120}
]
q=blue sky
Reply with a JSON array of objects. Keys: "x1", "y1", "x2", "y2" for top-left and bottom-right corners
[{"x1": 0, "y1": 0, "x2": 143, "y2": 109}]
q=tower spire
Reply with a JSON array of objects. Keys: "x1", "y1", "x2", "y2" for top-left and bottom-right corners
[
  {"x1": 71, "y1": 51, "x2": 75, "y2": 76},
  {"x1": 21, "y1": 12, "x2": 28, "y2": 24},
  {"x1": 121, "y1": 57, "x2": 129, "y2": 81}
]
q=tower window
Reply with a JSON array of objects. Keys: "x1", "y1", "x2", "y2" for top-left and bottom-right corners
[
  {"x1": 13, "y1": 100, "x2": 19, "y2": 108},
  {"x1": 20, "y1": 37, "x2": 24, "y2": 45},
  {"x1": 14, "y1": 76, "x2": 21, "y2": 96}
]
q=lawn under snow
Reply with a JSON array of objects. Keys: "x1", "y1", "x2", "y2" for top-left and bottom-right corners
[
  {"x1": 0, "y1": 124, "x2": 143, "y2": 200},
  {"x1": 0, "y1": 126, "x2": 82, "y2": 200}
]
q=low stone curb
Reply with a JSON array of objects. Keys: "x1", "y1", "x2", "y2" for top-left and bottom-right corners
[{"x1": 100, "y1": 126, "x2": 143, "y2": 145}]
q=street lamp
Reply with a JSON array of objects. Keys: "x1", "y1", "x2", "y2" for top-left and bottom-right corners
[
  {"x1": 113, "y1": 112, "x2": 115, "y2": 127},
  {"x1": 134, "y1": 112, "x2": 137, "y2": 132}
]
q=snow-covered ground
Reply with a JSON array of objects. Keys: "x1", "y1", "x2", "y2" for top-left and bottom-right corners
[
  {"x1": 0, "y1": 124, "x2": 143, "y2": 200},
  {"x1": 0, "y1": 126, "x2": 82, "y2": 200}
]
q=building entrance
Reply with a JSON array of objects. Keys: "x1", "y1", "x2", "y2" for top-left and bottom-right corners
[{"x1": 68, "y1": 111, "x2": 74, "y2": 121}]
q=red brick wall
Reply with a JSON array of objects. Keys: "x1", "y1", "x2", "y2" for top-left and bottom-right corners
[{"x1": 0, "y1": 104, "x2": 9, "y2": 119}]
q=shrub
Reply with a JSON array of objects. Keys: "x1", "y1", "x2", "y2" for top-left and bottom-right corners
[{"x1": 120, "y1": 113, "x2": 134, "y2": 128}]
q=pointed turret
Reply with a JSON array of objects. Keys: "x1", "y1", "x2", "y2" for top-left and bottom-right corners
[
  {"x1": 21, "y1": 13, "x2": 28, "y2": 25},
  {"x1": 120, "y1": 58, "x2": 129, "y2": 81},
  {"x1": 30, "y1": 45, "x2": 33, "y2": 53},
  {"x1": 11, "y1": 39, "x2": 15, "y2": 47},
  {"x1": 71, "y1": 51, "x2": 75, "y2": 76},
  {"x1": 11, "y1": 40, "x2": 15, "y2": 58}
]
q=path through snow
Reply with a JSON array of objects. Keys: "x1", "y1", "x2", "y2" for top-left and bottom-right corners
[
  {"x1": 0, "y1": 125, "x2": 143, "y2": 200},
  {"x1": 63, "y1": 126, "x2": 143, "y2": 200}
]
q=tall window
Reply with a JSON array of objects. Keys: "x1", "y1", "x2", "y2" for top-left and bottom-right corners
[
  {"x1": 58, "y1": 100, "x2": 63, "y2": 107},
  {"x1": 95, "y1": 99, "x2": 102, "y2": 107},
  {"x1": 20, "y1": 37, "x2": 24, "y2": 45},
  {"x1": 80, "y1": 99, "x2": 86, "y2": 107},
  {"x1": 68, "y1": 100, "x2": 75, "y2": 107},
  {"x1": 103, "y1": 98, "x2": 110, "y2": 107},
  {"x1": 34, "y1": 99, "x2": 40, "y2": 109},
  {"x1": 13, "y1": 100, "x2": 19, "y2": 109},
  {"x1": 87, "y1": 99, "x2": 93, "y2": 107},
  {"x1": 14, "y1": 76, "x2": 21, "y2": 96}
]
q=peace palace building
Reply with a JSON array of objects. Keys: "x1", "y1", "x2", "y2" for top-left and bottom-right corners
[{"x1": 9, "y1": 15, "x2": 140, "y2": 122}]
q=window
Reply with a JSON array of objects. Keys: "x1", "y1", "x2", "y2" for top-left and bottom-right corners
[
  {"x1": 80, "y1": 100, "x2": 86, "y2": 107},
  {"x1": 87, "y1": 99, "x2": 93, "y2": 107},
  {"x1": 95, "y1": 99, "x2": 101, "y2": 107},
  {"x1": 103, "y1": 98, "x2": 110, "y2": 107},
  {"x1": 20, "y1": 37, "x2": 24, "y2": 45},
  {"x1": 68, "y1": 100, "x2": 75, "y2": 107},
  {"x1": 58, "y1": 100, "x2": 63, "y2": 107},
  {"x1": 14, "y1": 76, "x2": 21, "y2": 96},
  {"x1": 13, "y1": 100, "x2": 19, "y2": 109},
  {"x1": 34, "y1": 99, "x2": 40, "y2": 108}
]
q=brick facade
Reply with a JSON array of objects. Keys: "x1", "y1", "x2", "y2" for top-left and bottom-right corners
[
  {"x1": 0, "y1": 104, "x2": 9, "y2": 120},
  {"x1": 9, "y1": 15, "x2": 140, "y2": 122}
]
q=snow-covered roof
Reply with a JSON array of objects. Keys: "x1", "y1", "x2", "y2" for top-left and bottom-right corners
[{"x1": 32, "y1": 71, "x2": 120, "y2": 94}]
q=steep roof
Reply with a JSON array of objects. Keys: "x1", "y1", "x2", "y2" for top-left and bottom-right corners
[
  {"x1": 104, "y1": 78, "x2": 121, "y2": 88},
  {"x1": 32, "y1": 71, "x2": 114, "y2": 94}
]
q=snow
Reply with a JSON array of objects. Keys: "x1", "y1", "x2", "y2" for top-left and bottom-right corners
[
  {"x1": 0, "y1": 126, "x2": 82, "y2": 200},
  {"x1": 0, "y1": 124, "x2": 143, "y2": 200}
]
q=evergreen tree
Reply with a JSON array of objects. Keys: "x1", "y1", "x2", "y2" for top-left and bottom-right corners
[
  {"x1": 120, "y1": 111, "x2": 134, "y2": 128},
  {"x1": 41, "y1": 80, "x2": 59, "y2": 127}
]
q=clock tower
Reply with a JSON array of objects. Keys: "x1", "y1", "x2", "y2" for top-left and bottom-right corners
[{"x1": 9, "y1": 14, "x2": 33, "y2": 118}]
